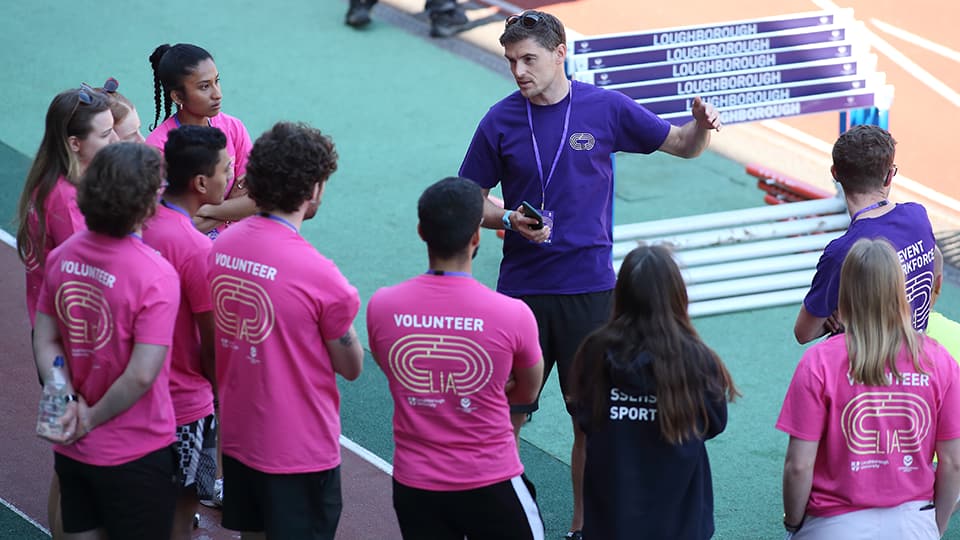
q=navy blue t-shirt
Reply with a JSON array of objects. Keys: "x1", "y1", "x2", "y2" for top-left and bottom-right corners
[{"x1": 459, "y1": 80, "x2": 670, "y2": 297}]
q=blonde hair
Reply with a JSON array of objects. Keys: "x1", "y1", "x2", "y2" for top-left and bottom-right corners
[{"x1": 839, "y1": 238, "x2": 924, "y2": 385}]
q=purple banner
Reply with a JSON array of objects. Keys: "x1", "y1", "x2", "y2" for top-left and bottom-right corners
[
  {"x1": 571, "y1": 12, "x2": 838, "y2": 53},
  {"x1": 664, "y1": 92, "x2": 875, "y2": 126},
  {"x1": 574, "y1": 28, "x2": 847, "y2": 71},
  {"x1": 586, "y1": 43, "x2": 853, "y2": 86},
  {"x1": 639, "y1": 79, "x2": 870, "y2": 115},
  {"x1": 615, "y1": 59, "x2": 861, "y2": 100}
]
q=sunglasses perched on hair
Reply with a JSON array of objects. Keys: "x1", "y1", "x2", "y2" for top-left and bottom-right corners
[
  {"x1": 505, "y1": 11, "x2": 542, "y2": 28},
  {"x1": 68, "y1": 83, "x2": 95, "y2": 121},
  {"x1": 101, "y1": 77, "x2": 119, "y2": 94}
]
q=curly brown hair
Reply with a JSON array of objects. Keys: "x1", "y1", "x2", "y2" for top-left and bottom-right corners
[
  {"x1": 245, "y1": 122, "x2": 338, "y2": 213},
  {"x1": 78, "y1": 143, "x2": 163, "y2": 237}
]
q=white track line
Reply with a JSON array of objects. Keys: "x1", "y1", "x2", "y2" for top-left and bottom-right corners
[
  {"x1": 340, "y1": 435, "x2": 394, "y2": 476},
  {"x1": 871, "y1": 18, "x2": 960, "y2": 63},
  {"x1": 811, "y1": 0, "x2": 960, "y2": 105},
  {"x1": 0, "y1": 497, "x2": 51, "y2": 537}
]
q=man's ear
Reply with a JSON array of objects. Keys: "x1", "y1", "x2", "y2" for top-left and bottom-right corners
[
  {"x1": 192, "y1": 174, "x2": 208, "y2": 194},
  {"x1": 830, "y1": 165, "x2": 839, "y2": 182},
  {"x1": 417, "y1": 223, "x2": 426, "y2": 243}
]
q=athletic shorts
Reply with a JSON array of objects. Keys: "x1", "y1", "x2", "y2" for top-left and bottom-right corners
[
  {"x1": 513, "y1": 290, "x2": 613, "y2": 415},
  {"x1": 221, "y1": 454, "x2": 342, "y2": 539},
  {"x1": 790, "y1": 500, "x2": 938, "y2": 540},
  {"x1": 174, "y1": 413, "x2": 218, "y2": 498},
  {"x1": 55, "y1": 445, "x2": 178, "y2": 539},
  {"x1": 393, "y1": 474, "x2": 544, "y2": 540}
]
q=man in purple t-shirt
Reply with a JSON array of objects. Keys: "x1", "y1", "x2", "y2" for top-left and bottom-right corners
[
  {"x1": 795, "y1": 125, "x2": 936, "y2": 344},
  {"x1": 458, "y1": 10, "x2": 721, "y2": 539}
]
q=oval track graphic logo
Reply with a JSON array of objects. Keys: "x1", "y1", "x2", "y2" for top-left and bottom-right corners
[{"x1": 56, "y1": 281, "x2": 113, "y2": 351}]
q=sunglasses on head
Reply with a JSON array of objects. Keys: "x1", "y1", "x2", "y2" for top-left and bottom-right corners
[
  {"x1": 101, "y1": 77, "x2": 119, "y2": 94},
  {"x1": 505, "y1": 11, "x2": 541, "y2": 28},
  {"x1": 67, "y1": 83, "x2": 95, "y2": 123}
]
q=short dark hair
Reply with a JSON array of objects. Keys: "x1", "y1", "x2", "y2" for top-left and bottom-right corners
[
  {"x1": 78, "y1": 143, "x2": 163, "y2": 237},
  {"x1": 245, "y1": 122, "x2": 338, "y2": 213},
  {"x1": 499, "y1": 10, "x2": 566, "y2": 50},
  {"x1": 418, "y1": 177, "x2": 483, "y2": 258},
  {"x1": 832, "y1": 124, "x2": 897, "y2": 194},
  {"x1": 164, "y1": 125, "x2": 227, "y2": 195}
]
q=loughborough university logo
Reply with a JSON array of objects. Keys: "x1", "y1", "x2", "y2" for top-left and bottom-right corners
[{"x1": 388, "y1": 334, "x2": 493, "y2": 396}]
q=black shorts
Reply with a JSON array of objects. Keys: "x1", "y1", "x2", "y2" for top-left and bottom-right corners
[
  {"x1": 55, "y1": 445, "x2": 178, "y2": 539},
  {"x1": 393, "y1": 475, "x2": 544, "y2": 540},
  {"x1": 221, "y1": 454, "x2": 342, "y2": 539},
  {"x1": 513, "y1": 290, "x2": 613, "y2": 415}
]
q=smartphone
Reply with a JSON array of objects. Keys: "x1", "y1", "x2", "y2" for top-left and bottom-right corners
[{"x1": 520, "y1": 201, "x2": 544, "y2": 230}]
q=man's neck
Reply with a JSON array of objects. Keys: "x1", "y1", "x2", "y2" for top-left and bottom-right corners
[
  {"x1": 427, "y1": 253, "x2": 472, "y2": 274},
  {"x1": 263, "y1": 208, "x2": 305, "y2": 232},
  {"x1": 529, "y1": 77, "x2": 571, "y2": 106},
  {"x1": 845, "y1": 189, "x2": 890, "y2": 218},
  {"x1": 160, "y1": 192, "x2": 203, "y2": 218}
]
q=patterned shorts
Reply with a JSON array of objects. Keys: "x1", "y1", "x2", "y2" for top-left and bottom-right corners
[{"x1": 175, "y1": 414, "x2": 218, "y2": 499}]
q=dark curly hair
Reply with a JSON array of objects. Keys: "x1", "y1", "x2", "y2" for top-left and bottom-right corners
[
  {"x1": 832, "y1": 124, "x2": 897, "y2": 194},
  {"x1": 78, "y1": 143, "x2": 163, "y2": 237},
  {"x1": 245, "y1": 122, "x2": 338, "y2": 213}
]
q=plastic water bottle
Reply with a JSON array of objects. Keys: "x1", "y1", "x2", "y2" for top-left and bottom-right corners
[{"x1": 36, "y1": 356, "x2": 69, "y2": 438}]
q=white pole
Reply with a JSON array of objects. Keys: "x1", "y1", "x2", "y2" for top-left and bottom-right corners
[
  {"x1": 681, "y1": 252, "x2": 822, "y2": 284},
  {"x1": 638, "y1": 213, "x2": 849, "y2": 251},
  {"x1": 686, "y1": 270, "x2": 814, "y2": 301},
  {"x1": 689, "y1": 287, "x2": 809, "y2": 318}
]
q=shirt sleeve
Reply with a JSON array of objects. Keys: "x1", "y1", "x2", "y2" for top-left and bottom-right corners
[
  {"x1": 776, "y1": 350, "x2": 827, "y2": 441},
  {"x1": 133, "y1": 272, "x2": 181, "y2": 346},
  {"x1": 181, "y1": 239, "x2": 213, "y2": 314},
  {"x1": 46, "y1": 186, "x2": 86, "y2": 246},
  {"x1": 933, "y1": 341, "x2": 960, "y2": 441},
  {"x1": 318, "y1": 263, "x2": 361, "y2": 342},
  {"x1": 458, "y1": 113, "x2": 502, "y2": 190},
  {"x1": 511, "y1": 299, "x2": 542, "y2": 369},
  {"x1": 232, "y1": 120, "x2": 253, "y2": 181},
  {"x1": 803, "y1": 245, "x2": 842, "y2": 318},
  {"x1": 610, "y1": 91, "x2": 671, "y2": 154}
]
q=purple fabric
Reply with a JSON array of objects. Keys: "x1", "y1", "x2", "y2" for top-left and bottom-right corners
[
  {"x1": 803, "y1": 202, "x2": 936, "y2": 330},
  {"x1": 459, "y1": 80, "x2": 670, "y2": 297}
]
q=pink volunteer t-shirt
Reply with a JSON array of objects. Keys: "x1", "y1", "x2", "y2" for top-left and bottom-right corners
[
  {"x1": 24, "y1": 175, "x2": 86, "y2": 326},
  {"x1": 366, "y1": 273, "x2": 542, "y2": 491},
  {"x1": 146, "y1": 111, "x2": 252, "y2": 191},
  {"x1": 209, "y1": 215, "x2": 360, "y2": 474},
  {"x1": 38, "y1": 231, "x2": 179, "y2": 466},
  {"x1": 142, "y1": 202, "x2": 215, "y2": 426},
  {"x1": 777, "y1": 334, "x2": 960, "y2": 517}
]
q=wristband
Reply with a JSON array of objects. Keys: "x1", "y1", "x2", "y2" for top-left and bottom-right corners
[
  {"x1": 783, "y1": 517, "x2": 803, "y2": 534},
  {"x1": 502, "y1": 210, "x2": 514, "y2": 231},
  {"x1": 64, "y1": 394, "x2": 79, "y2": 403}
]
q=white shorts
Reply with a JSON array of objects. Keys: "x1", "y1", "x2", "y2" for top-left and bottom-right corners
[{"x1": 790, "y1": 500, "x2": 938, "y2": 540}]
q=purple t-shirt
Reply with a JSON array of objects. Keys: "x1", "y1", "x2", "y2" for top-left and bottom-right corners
[
  {"x1": 804, "y1": 202, "x2": 936, "y2": 330},
  {"x1": 459, "y1": 80, "x2": 670, "y2": 297}
]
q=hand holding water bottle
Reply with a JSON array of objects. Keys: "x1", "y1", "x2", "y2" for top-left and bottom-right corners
[{"x1": 36, "y1": 355, "x2": 80, "y2": 444}]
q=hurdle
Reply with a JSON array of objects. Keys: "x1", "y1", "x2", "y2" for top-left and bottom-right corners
[{"x1": 612, "y1": 196, "x2": 849, "y2": 317}]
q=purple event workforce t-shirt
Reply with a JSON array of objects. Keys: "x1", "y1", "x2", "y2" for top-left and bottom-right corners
[
  {"x1": 803, "y1": 202, "x2": 936, "y2": 330},
  {"x1": 459, "y1": 80, "x2": 670, "y2": 297}
]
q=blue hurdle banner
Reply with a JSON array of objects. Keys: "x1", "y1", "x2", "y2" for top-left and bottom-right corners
[
  {"x1": 569, "y1": 25, "x2": 854, "y2": 72},
  {"x1": 637, "y1": 75, "x2": 882, "y2": 116},
  {"x1": 569, "y1": 10, "x2": 890, "y2": 131},
  {"x1": 569, "y1": 9, "x2": 853, "y2": 54},
  {"x1": 607, "y1": 56, "x2": 874, "y2": 100},
  {"x1": 575, "y1": 42, "x2": 858, "y2": 87}
]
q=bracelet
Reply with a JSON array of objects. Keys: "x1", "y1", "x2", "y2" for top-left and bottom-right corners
[
  {"x1": 64, "y1": 394, "x2": 78, "y2": 403},
  {"x1": 502, "y1": 210, "x2": 514, "y2": 231},
  {"x1": 783, "y1": 517, "x2": 803, "y2": 534}
]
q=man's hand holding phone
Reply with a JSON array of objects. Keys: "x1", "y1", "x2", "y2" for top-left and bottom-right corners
[{"x1": 510, "y1": 201, "x2": 551, "y2": 243}]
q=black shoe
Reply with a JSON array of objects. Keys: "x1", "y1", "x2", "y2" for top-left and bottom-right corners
[
  {"x1": 564, "y1": 531, "x2": 583, "y2": 540},
  {"x1": 345, "y1": 0, "x2": 378, "y2": 28},
  {"x1": 429, "y1": 7, "x2": 469, "y2": 38}
]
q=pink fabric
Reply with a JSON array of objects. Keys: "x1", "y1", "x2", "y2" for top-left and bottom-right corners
[
  {"x1": 142, "y1": 203, "x2": 215, "y2": 426},
  {"x1": 777, "y1": 334, "x2": 960, "y2": 517},
  {"x1": 146, "y1": 112, "x2": 252, "y2": 190},
  {"x1": 209, "y1": 216, "x2": 360, "y2": 473},
  {"x1": 24, "y1": 176, "x2": 86, "y2": 326},
  {"x1": 38, "y1": 232, "x2": 179, "y2": 466},
  {"x1": 366, "y1": 274, "x2": 542, "y2": 491}
]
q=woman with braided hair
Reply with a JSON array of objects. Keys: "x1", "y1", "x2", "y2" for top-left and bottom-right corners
[{"x1": 146, "y1": 43, "x2": 255, "y2": 237}]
